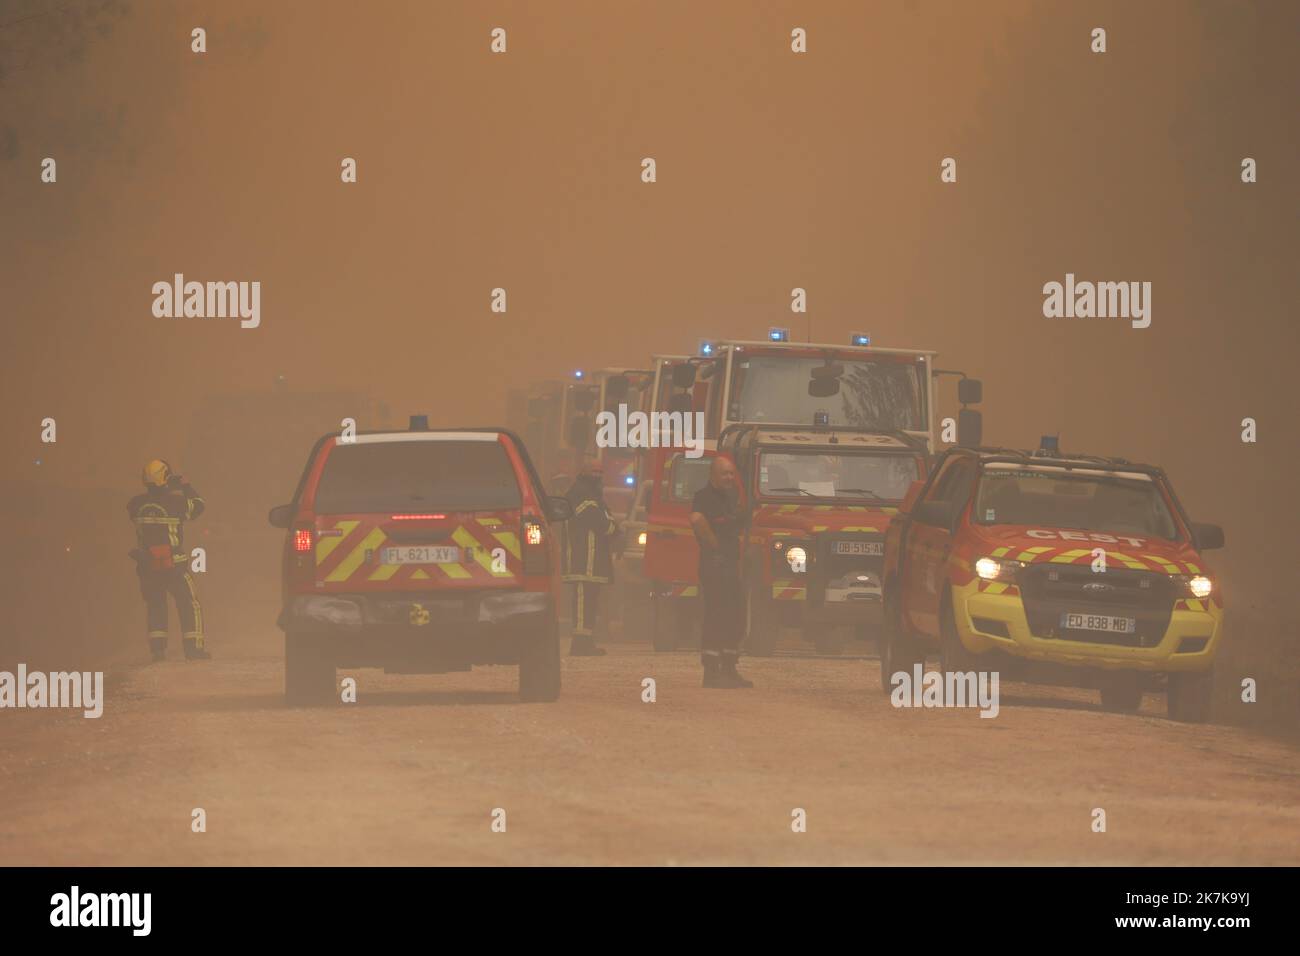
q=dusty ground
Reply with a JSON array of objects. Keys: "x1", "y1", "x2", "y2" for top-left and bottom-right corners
[{"x1": 3, "y1": 633, "x2": 1298, "y2": 866}]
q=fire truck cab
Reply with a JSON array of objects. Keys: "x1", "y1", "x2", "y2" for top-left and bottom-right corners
[{"x1": 641, "y1": 332, "x2": 981, "y2": 654}]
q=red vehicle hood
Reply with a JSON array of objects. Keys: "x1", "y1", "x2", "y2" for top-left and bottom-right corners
[
  {"x1": 968, "y1": 524, "x2": 1207, "y2": 574},
  {"x1": 752, "y1": 501, "x2": 899, "y2": 534}
]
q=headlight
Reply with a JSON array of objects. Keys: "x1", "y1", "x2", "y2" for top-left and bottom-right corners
[
  {"x1": 1185, "y1": 575, "x2": 1213, "y2": 599},
  {"x1": 637, "y1": 531, "x2": 647, "y2": 547},
  {"x1": 786, "y1": 546, "x2": 807, "y2": 573},
  {"x1": 975, "y1": 556, "x2": 1023, "y2": 581}
]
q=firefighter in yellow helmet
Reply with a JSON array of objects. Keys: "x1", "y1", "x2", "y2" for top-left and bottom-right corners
[
  {"x1": 561, "y1": 458, "x2": 619, "y2": 656},
  {"x1": 128, "y1": 459, "x2": 209, "y2": 662}
]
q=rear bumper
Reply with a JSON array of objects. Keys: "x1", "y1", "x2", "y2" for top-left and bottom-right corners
[
  {"x1": 953, "y1": 579, "x2": 1222, "y2": 673},
  {"x1": 278, "y1": 589, "x2": 554, "y2": 665}
]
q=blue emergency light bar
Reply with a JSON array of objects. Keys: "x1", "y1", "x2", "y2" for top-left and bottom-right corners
[
  {"x1": 573, "y1": 369, "x2": 584, "y2": 379},
  {"x1": 624, "y1": 475, "x2": 635, "y2": 486},
  {"x1": 699, "y1": 340, "x2": 715, "y2": 356},
  {"x1": 1039, "y1": 435, "x2": 1060, "y2": 455},
  {"x1": 768, "y1": 327, "x2": 790, "y2": 342},
  {"x1": 851, "y1": 333, "x2": 870, "y2": 346}
]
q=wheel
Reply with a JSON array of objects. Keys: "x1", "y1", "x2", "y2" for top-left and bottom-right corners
[
  {"x1": 808, "y1": 623, "x2": 846, "y2": 655},
  {"x1": 651, "y1": 595, "x2": 679, "y2": 652},
  {"x1": 745, "y1": 581, "x2": 780, "y2": 657},
  {"x1": 879, "y1": 599, "x2": 926, "y2": 693},
  {"x1": 284, "y1": 630, "x2": 336, "y2": 706},
  {"x1": 1167, "y1": 670, "x2": 1213, "y2": 723},
  {"x1": 1099, "y1": 672, "x2": 1143, "y2": 713},
  {"x1": 938, "y1": 601, "x2": 982, "y2": 674},
  {"x1": 519, "y1": 621, "x2": 561, "y2": 702}
]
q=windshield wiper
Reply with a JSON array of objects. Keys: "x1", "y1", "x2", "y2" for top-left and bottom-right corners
[
  {"x1": 767, "y1": 486, "x2": 815, "y2": 496},
  {"x1": 835, "y1": 488, "x2": 885, "y2": 500}
]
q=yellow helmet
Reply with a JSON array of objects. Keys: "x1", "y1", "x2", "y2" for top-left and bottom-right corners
[{"x1": 142, "y1": 459, "x2": 172, "y2": 487}]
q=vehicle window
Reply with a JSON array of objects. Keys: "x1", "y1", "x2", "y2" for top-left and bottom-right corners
[
  {"x1": 758, "y1": 451, "x2": 918, "y2": 500},
  {"x1": 973, "y1": 468, "x2": 1178, "y2": 539},
  {"x1": 922, "y1": 457, "x2": 970, "y2": 504},
  {"x1": 669, "y1": 455, "x2": 713, "y2": 502},
  {"x1": 729, "y1": 355, "x2": 925, "y2": 430},
  {"x1": 312, "y1": 440, "x2": 522, "y2": 513}
]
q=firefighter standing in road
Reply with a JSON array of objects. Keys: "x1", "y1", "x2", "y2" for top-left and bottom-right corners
[
  {"x1": 690, "y1": 456, "x2": 753, "y2": 688},
  {"x1": 562, "y1": 459, "x2": 618, "y2": 657},
  {"x1": 128, "y1": 459, "x2": 209, "y2": 662}
]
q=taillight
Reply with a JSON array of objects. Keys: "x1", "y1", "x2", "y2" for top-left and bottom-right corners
[
  {"x1": 294, "y1": 526, "x2": 313, "y2": 553},
  {"x1": 522, "y1": 517, "x2": 548, "y2": 574}
]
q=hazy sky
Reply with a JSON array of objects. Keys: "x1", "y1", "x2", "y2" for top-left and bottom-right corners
[{"x1": 2, "y1": 1, "x2": 1297, "y2": 601}]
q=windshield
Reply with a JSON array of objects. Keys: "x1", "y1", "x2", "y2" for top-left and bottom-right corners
[
  {"x1": 758, "y1": 451, "x2": 919, "y2": 501},
  {"x1": 729, "y1": 355, "x2": 925, "y2": 430},
  {"x1": 313, "y1": 440, "x2": 522, "y2": 513},
  {"x1": 972, "y1": 467, "x2": 1179, "y2": 539}
]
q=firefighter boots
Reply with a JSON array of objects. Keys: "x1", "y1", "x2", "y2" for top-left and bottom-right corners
[
  {"x1": 183, "y1": 638, "x2": 211, "y2": 661},
  {"x1": 149, "y1": 638, "x2": 167, "y2": 662}
]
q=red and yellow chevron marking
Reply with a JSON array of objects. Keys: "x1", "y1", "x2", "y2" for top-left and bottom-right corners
[
  {"x1": 986, "y1": 544, "x2": 1198, "y2": 575},
  {"x1": 977, "y1": 580, "x2": 1020, "y2": 596},
  {"x1": 660, "y1": 583, "x2": 698, "y2": 598},
  {"x1": 314, "y1": 514, "x2": 521, "y2": 588},
  {"x1": 771, "y1": 580, "x2": 806, "y2": 600}
]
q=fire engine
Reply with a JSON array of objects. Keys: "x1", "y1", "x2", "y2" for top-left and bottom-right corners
[{"x1": 641, "y1": 331, "x2": 982, "y2": 653}]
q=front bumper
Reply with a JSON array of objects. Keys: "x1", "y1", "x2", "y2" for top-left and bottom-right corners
[{"x1": 953, "y1": 578, "x2": 1222, "y2": 673}]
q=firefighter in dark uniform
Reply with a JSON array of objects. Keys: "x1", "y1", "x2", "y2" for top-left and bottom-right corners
[
  {"x1": 690, "y1": 455, "x2": 752, "y2": 688},
  {"x1": 128, "y1": 459, "x2": 209, "y2": 662},
  {"x1": 562, "y1": 459, "x2": 618, "y2": 657}
]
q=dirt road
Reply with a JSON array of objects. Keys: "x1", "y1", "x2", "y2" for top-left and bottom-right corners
[{"x1": 3, "y1": 636, "x2": 1298, "y2": 866}]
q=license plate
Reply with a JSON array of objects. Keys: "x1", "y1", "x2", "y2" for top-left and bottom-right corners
[
  {"x1": 379, "y1": 545, "x2": 460, "y2": 565},
  {"x1": 1061, "y1": 612, "x2": 1135, "y2": 633},
  {"x1": 833, "y1": 541, "x2": 883, "y2": 556}
]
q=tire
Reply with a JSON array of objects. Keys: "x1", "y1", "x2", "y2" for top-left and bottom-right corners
[
  {"x1": 938, "y1": 601, "x2": 982, "y2": 675},
  {"x1": 519, "y1": 621, "x2": 561, "y2": 702},
  {"x1": 745, "y1": 581, "x2": 780, "y2": 657},
  {"x1": 1167, "y1": 669, "x2": 1213, "y2": 723},
  {"x1": 808, "y1": 623, "x2": 846, "y2": 655},
  {"x1": 651, "y1": 595, "x2": 679, "y2": 652},
  {"x1": 1099, "y1": 672, "x2": 1143, "y2": 713},
  {"x1": 284, "y1": 630, "x2": 336, "y2": 706},
  {"x1": 879, "y1": 599, "x2": 926, "y2": 693}
]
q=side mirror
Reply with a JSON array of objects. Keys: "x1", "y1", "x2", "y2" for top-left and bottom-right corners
[
  {"x1": 958, "y1": 377, "x2": 983, "y2": 405},
  {"x1": 957, "y1": 408, "x2": 983, "y2": 447},
  {"x1": 546, "y1": 496, "x2": 573, "y2": 522},
  {"x1": 912, "y1": 499, "x2": 955, "y2": 530},
  {"x1": 808, "y1": 377, "x2": 840, "y2": 398},
  {"x1": 899, "y1": 479, "x2": 926, "y2": 515},
  {"x1": 1191, "y1": 522, "x2": 1225, "y2": 550},
  {"x1": 671, "y1": 364, "x2": 697, "y2": 388},
  {"x1": 268, "y1": 504, "x2": 294, "y2": 529}
]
